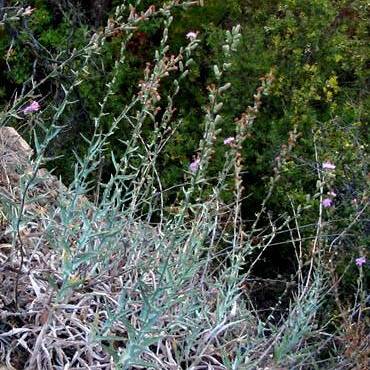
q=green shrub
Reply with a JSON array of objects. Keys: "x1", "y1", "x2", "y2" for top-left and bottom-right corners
[{"x1": 0, "y1": 1, "x2": 368, "y2": 368}]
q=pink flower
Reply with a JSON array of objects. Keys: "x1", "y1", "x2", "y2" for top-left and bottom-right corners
[
  {"x1": 189, "y1": 158, "x2": 200, "y2": 173},
  {"x1": 329, "y1": 191, "x2": 337, "y2": 197},
  {"x1": 23, "y1": 101, "x2": 40, "y2": 114},
  {"x1": 355, "y1": 256, "x2": 366, "y2": 267},
  {"x1": 186, "y1": 31, "x2": 198, "y2": 41},
  {"x1": 322, "y1": 198, "x2": 333, "y2": 208},
  {"x1": 223, "y1": 137, "x2": 235, "y2": 146},
  {"x1": 23, "y1": 6, "x2": 35, "y2": 16},
  {"x1": 322, "y1": 161, "x2": 336, "y2": 170}
]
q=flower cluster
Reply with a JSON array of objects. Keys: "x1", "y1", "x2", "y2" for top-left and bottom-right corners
[
  {"x1": 322, "y1": 161, "x2": 336, "y2": 170},
  {"x1": 223, "y1": 137, "x2": 235, "y2": 146},
  {"x1": 322, "y1": 198, "x2": 333, "y2": 208},
  {"x1": 22, "y1": 6, "x2": 35, "y2": 17},
  {"x1": 355, "y1": 256, "x2": 366, "y2": 267},
  {"x1": 186, "y1": 31, "x2": 198, "y2": 41},
  {"x1": 322, "y1": 189, "x2": 338, "y2": 208},
  {"x1": 321, "y1": 161, "x2": 337, "y2": 208},
  {"x1": 189, "y1": 158, "x2": 200, "y2": 173},
  {"x1": 22, "y1": 101, "x2": 40, "y2": 114}
]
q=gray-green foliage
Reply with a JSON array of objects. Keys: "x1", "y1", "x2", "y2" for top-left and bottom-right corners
[{"x1": 0, "y1": 2, "x2": 368, "y2": 369}]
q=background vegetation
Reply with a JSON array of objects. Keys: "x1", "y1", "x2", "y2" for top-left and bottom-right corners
[{"x1": 0, "y1": 0, "x2": 368, "y2": 368}]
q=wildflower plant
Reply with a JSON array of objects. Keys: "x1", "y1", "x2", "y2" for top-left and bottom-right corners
[{"x1": 0, "y1": 1, "x2": 368, "y2": 369}]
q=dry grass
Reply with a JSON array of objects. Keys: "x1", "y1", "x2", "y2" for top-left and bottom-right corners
[{"x1": 0, "y1": 128, "x2": 251, "y2": 369}]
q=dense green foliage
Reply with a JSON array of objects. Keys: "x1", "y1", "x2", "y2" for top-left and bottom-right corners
[
  {"x1": 0, "y1": 0, "x2": 368, "y2": 368},
  {"x1": 4, "y1": 0, "x2": 368, "y2": 268},
  {"x1": 1, "y1": 0, "x2": 368, "y2": 199}
]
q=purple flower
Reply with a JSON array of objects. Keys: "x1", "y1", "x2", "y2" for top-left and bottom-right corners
[
  {"x1": 186, "y1": 31, "x2": 198, "y2": 41},
  {"x1": 322, "y1": 198, "x2": 333, "y2": 208},
  {"x1": 189, "y1": 158, "x2": 200, "y2": 173},
  {"x1": 223, "y1": 137, "x2": 235, "y2": 146},
  {"x1": 322, "y1": 161, "x2": 336, "y2": 170},
  {"x1": 23, "y1": 101, "x2": 40, "y2": 114},
  {"x1": 355, "y1": 256, "x2": 366, "y2": 267}
]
